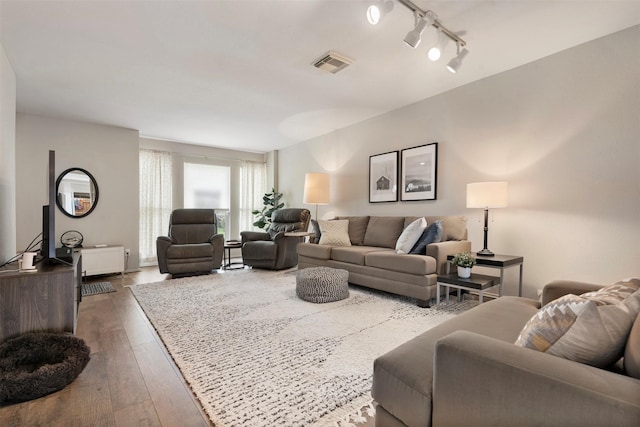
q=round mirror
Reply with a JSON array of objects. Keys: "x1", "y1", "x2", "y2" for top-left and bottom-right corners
[{"x1": 55, "y1": 168, "x2": 99, "y2": 218}]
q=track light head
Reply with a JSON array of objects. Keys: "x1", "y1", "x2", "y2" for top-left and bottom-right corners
[
  {"x1": 404, "y1": 17, "x2": 429, "y2": 48},
  {"x1": 427, "y1": 29, "x2": 449, "y2": 61},
  {"x1": 427, "y1": 46, "x2": 441, "y2": 61},
  {"x1": 446, "y1": 48, "x2": 469, "y2": 73},
  {"x1": 367, "y1": 1, "x2": 394, "y2": 25}
]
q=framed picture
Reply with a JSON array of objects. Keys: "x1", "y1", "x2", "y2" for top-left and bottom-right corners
[
  {"x1": 401, "y1": 142, "x2": 438, "y2": 201},
  {"x1": 369, "y1": 151, "x2": 398, "y2": 203}
]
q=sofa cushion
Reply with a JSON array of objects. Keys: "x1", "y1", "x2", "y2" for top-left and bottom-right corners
[
  {"x1": 395, "y1": 217, "x2": 427, "y2": 254},
  {"x1": 336, "y1": 216, "x2": 370, "y2": 246},
  {"x1": 624, "y1": 313, "x2": 640, "y2": 379},
  {"x1": 241, "y1": 241, "x2": 277, "y2": 261},
  {"x1": 331, "y1": 246, "x2": 390, "y2": 266},
  {"x1": 297, "y1": 242, "x2": 331, "y2": 260},
  {"x1": 166, "y1": 243, "x2": 212, "y2": 259},
  {"x1": 515, "y1": 278, "x2": 640, "y2": 368},
  {"x1": 410, "y1": 220, "x2": 443, "y2": 255},
  {"x1": 439, "y1": 216, "x2": 468, "y2": 241},
  {"x1": 318, "y1": 220, "x2": 351, "y2": 246},
  {"x1": 366, "y1": 251, "x2": 437, "y2": 275},
  {"x1": 363, "y1": 216, "x2": 405, "y2": 249}
]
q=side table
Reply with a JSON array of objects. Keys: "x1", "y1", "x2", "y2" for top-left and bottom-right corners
[
  {"x1": 223, "y1": 241, "x2": 243, "y2": 270},
  {"x1": 447, "y1": 253, "x2": 524, "y2": 297},
  {"x1": 436, "y1": 273, "x2": 496, "y2": 304}
]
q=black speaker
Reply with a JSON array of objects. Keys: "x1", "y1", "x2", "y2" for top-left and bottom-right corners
[{"x1": 55, "y1": 247, "x2": 74, "y2": 262}]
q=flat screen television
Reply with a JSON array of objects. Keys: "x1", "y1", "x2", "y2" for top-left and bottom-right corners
[
  {"x1": 41, "y1": 150, "x2": 56, "y2": 263},
  {"x1": 41, "y1": 150, "x2": 70, "y2": 265}
]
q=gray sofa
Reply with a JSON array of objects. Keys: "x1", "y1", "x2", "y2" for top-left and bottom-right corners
[
  {"x1": 297, "y1": 216, "x2": 471, "y2": 307},
  {"x1": 372, "y1": 280, "x2": 640, "y2": 427}
]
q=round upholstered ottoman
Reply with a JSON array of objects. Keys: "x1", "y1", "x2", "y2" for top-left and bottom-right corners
[{"x1": 296, "y1": 267, "x2": 349, "y2": 303}]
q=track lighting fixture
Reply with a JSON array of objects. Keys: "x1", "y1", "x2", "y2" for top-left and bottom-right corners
[
  {"x1": 366, "y1": 1, "x2": 394, "y2": 25},
  {"x1": 446, "y1": 44, "x2": 469, "y2": 73},
  {"x1": 367, "y1": 0, "x2": 468, "y2": 73}
]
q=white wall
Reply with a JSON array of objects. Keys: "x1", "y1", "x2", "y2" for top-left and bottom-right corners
[
  {"x1": 16, "y1": 114, "x2": 140, "y2": 270},
  {"x1": 0, "y1": 43, "x2": 16, "y2": 263},
  {"x1": 278, "y1": 26, "x2": 640, "y2": 298}
]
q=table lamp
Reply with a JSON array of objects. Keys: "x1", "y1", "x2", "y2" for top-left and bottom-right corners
[
  {"x1": 303, "y1": 173, "x2": 330, "y2": 220},
  {"x1": 466, "y1": 181, "x2": 508, "y2": 257}
]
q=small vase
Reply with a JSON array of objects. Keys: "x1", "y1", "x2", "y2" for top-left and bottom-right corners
[{"x1": 457, "y1": 266, "x2": 471, "y2": 279}]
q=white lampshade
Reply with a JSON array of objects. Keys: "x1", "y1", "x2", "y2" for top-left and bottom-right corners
[
  {"x1": 466, "y1": 182, "x2": 508, "y2": 208},
  {"x1": 303, "y1": 173, "x2": 330, "y2": 205}
]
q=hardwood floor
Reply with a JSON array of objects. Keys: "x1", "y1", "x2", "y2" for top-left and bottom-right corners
[
  {"x1": 0, "y1": 267, "x2": 211, "y2": 427},
  {"x1": 0, "y1": 266, "x2": 376, "y2": 427}
]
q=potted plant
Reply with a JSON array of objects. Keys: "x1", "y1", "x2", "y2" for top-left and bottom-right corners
[
  {"x1": 252, "y1": 188, "x2": 284, "y2": 230},
  {"x1": 452, "y1": 252, "x2": 476, "y2": 279}
]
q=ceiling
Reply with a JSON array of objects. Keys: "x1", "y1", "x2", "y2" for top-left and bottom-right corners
[{"x1": 1, "y1": 1, "x2": 639, "y2": 154}]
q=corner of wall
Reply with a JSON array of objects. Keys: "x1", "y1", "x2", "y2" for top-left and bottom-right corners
[{"x1": 0, "y1": 43, "x2": 17, "y2": 262}]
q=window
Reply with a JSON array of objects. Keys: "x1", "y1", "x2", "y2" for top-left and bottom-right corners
[
  {"x1": 184, "y1": 162, "x2": 230, "y2": 238},
  {"x1": 139, "y1": 148, "x2": 267, "y2": 265}
]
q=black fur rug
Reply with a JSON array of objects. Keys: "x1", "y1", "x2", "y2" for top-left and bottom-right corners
[{"x1": 0, "y1": 332, "x2": 91, "y2": 405}]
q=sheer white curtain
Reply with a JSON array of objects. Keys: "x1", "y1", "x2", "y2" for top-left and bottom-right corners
[
  {"x1": 239, "y1": 161, "x2": 267, "y2": 232},
  {"x1": 139, "y1": 149, "x2": 173, "y2": 266}
]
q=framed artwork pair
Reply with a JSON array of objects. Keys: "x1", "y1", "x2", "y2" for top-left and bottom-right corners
[{"x1": 368, "y1": 142, "x2": 438, "y2": 203}]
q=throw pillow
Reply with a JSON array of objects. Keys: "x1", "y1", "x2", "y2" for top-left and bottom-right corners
[
  {"x1": 409, "y1": 220, "x2": 443, "y2": 255},
  {"x1": 581, "y1": 279, "x2": 639, "y2": 305},
  {"x1": 395, "y1": 218, "x2": 427, "y2": 254},
  {"x1": 318, "y1": 220, "x2": 351, "y2": 246},
  {"x1": 363, "y1": 216, "x2": 406, "y2": 249},
  {"x1": 515, "y1": 278, "x2": 640, "y2": 368}
]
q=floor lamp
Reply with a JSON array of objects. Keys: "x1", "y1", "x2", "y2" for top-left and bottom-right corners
[
  {"x1": 466, "y1": 182, "x2": 508, "y2": 257},
  {"x1": 303, "y1": 173, "x2": 330, "y2": 220}
]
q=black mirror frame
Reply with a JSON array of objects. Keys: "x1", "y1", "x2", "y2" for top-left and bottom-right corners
[{"x1": 55, "y1": 167, "x2": 99, "y2": 218}]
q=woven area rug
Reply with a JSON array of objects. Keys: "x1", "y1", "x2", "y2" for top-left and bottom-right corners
[
  {"x1": 128, "y1": 269, "x2": 477, "y2": 427},
  {"x1": 81, "y1": 281, "x2": 115, "y2": 296}
]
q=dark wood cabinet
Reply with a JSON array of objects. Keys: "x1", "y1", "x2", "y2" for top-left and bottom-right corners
[{"x1": 0, "y1": 253, "x2": 81, "y2": 343}]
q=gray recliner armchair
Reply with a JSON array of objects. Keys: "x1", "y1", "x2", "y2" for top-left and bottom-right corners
[
  {"x1": 156, "y1": 209, "x2": 224, "y2": 277},
  {"x1": 241, "y1": 208, "x2": 311, "y2": 270}
]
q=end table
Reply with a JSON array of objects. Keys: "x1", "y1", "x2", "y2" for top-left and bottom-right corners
[
  {"x1": 447, "y1": 253, "x2": 524, "y2": 297},
  {"x1": 223, "y1": 241, "x2": 243, "y2": 270},
  {"x1": 437, "y1": 273, "x2": 497, "y2": 304}
]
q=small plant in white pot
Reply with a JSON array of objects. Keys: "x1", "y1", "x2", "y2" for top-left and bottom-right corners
[{"x1": 452, "y1": 252, "x2": 476, "y2": 279}]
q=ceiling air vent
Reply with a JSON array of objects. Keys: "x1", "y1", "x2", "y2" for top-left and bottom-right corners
[{"x1": 312, "y1": 51, "x2": 353, "y2": 74}]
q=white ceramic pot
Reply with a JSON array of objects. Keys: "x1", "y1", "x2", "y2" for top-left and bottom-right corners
[{"x1": 457, "y1": 266, "x2": 471, "y2": 279}]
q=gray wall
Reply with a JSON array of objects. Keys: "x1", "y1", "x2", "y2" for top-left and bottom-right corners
[
  {"x1": 0, "y1": 44, "x2": 16, "y2": 263},
  {"x1": 278, "y1": 25, "x2": 640, "y2": 298},
  {"x1": 15, "y1": 114, "x2": 140, "y2": 270}
]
